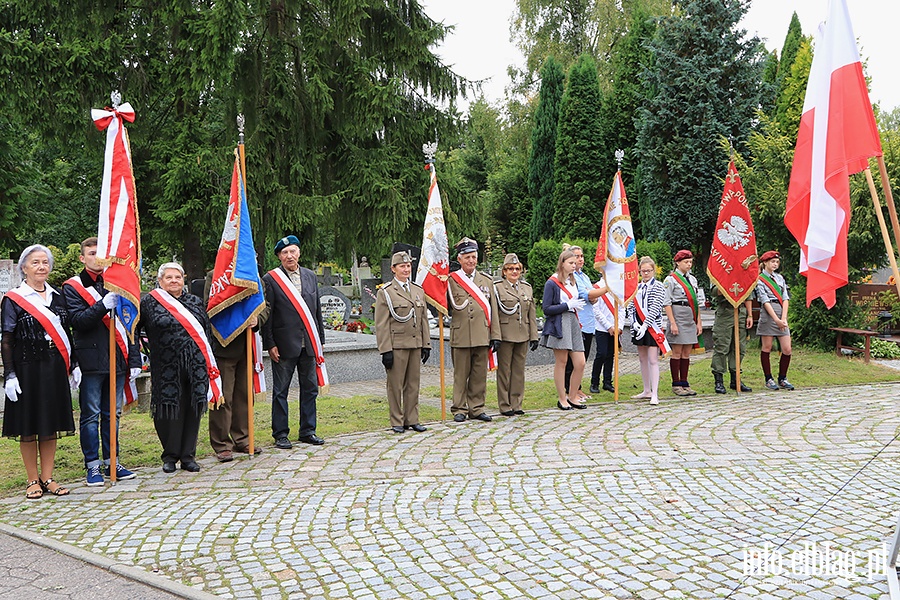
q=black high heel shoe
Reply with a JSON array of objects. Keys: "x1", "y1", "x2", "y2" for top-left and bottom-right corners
[
  {"x1": 569, "y1": 400, "x2": 587, "y2": 409},
  {"x1": 557, "y1": 401, "x2": 573, "y2": 411}
]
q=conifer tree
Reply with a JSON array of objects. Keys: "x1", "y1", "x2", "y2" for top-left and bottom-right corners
[
  {"x1": 636, "y1": 0, "x2": 765, "y2": 257},
  {"x1": 553, "y1": 53, "x2": 605, "y2": 239},
  {"x1": 528, "y1": 56, "x2": 565, "y2": 243}
]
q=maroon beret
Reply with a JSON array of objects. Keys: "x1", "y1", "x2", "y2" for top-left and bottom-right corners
[
  {"x1": 673, "y1": 249, "x2": 693, "y2": 263},
  {"x1": 759, "y1": 250, "x2": 780, "y2": 263}
]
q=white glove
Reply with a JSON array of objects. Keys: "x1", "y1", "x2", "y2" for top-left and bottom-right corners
[
  {"x1": 636, "y1": 321, "x2": 649, "y2": 340},
  {"x1": 565, "y1": 297, "x2": 586, "y2": 311},
  {"x1": 130, "y1": 368, "x2": 142, "y2": 379},
  {"x1": 5, "y1": 376, "x2": 21, "y2": 403},
  {"x1": 69, "y1": 366, "x2": 82, "y2": 390},
  {"x1": 102, "y1": 292, "x2": 119, "y2": 310}
]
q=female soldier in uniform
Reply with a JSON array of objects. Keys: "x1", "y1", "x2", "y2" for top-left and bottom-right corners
[{"x1": 494, "y1": 253, "x2": 538, "y2": 416}]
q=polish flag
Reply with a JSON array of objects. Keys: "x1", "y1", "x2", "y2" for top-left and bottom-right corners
[
  {"x1": 414, "y1": 162, "x2": 449, "y2": 313},
  {"x1": 784, "y1": 0, "x2": 882, "y2": 308}
]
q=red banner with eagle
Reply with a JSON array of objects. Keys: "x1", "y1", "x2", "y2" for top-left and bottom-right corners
[{"x1": 707, "y1": 160, "x2": 759, "y2": 306}]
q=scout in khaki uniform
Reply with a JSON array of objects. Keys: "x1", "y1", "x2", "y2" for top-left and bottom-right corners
[
  {"x1": 447, "y1": 237, "x2": 501, "y2": 422},
  {"x1": 494, "y1": 253, "x2": 538, "y2": 416},
  {"x1": 375, "y1": 251, "x2": 431, "y2": 433}
]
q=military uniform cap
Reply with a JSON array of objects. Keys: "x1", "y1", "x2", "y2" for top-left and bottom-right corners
[
  {"x1": 759, "y1": 250, "x2": 780, "y2": 262},
  {"x1": 391, "y1": 251, "x2": 413, "y2": 266},
  {"x1": 274, "y1": 235, "x2": 300, "y2": 255},
  {"x1": 502, "y1": 253, "x2": 521, "y2": 267},
  {"x1": 673, "y1": 249, "x2": 693, "y2": 263},
  {"x1": 454, "y1": 237, "x2": 478, "y2": 256}
]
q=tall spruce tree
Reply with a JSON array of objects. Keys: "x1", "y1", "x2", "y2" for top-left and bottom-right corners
[
  {"x1": 773, "y1": 13, "x2": 805, "y2": 131},
  {"x1": 636, "y1": 0, "x2": 765, "y2": 257},
  {"x1": 553, "y1": 53, "x2": 605, "y2": 239},
  {"x1": 528, "y1": 56, "x2": 565, "y2": 243},
  {"x1": 598, "y1": 5, "x2": 657, "y2": 238}
]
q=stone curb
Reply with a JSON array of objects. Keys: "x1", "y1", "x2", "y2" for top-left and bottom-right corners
[{"x1": 0, "y1": 521, "x2": 217, "y2": 600}]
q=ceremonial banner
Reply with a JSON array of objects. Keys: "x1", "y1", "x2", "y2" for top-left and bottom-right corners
[
  {"x1": 415, "y1": 162, "x2": 449, "y2": 313},
  {"x1": 708, "y1": 160, "x2": 759, "y2": 306},
  {"x1": 594, "y1": 171, "x2": 638, "y2": 305},
  {"x1": 207, "y1": 152, "x2": 266, "y2": 345},
  {"x1": 784, "y1": 0, "x2": 882, "y2": 308},
  {"x1": 92, "y1": 102, "x2": 141, "y2": 341}
]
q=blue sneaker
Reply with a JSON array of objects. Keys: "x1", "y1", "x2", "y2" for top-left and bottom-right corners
[
  {"x1": 105, "y1": 463, "x2": 137, "y2": 481},
  {"x1": 86, "y1": 466, "x2": 104, "y2": 487}
]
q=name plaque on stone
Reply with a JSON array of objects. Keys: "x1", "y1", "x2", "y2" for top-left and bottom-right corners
[
  {"x1": 319, "y1": 285, "x2": 352, "y2": 324},
  {"x1": 0, "y1": 260, "x2": 19, "y2": 297}
]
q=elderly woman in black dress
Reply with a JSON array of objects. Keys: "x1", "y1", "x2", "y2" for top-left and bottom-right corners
[
  {"x1": 2, "y1": 245, "x2": 78, "y2": 498},
  {"x1": 140, "y1": 262, "x2": 222, "y2": 473}
]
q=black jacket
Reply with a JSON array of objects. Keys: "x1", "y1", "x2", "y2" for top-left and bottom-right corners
[
  {"x1": 261, "y1": 266, "x2": 324, "y2": 359},
  {"x1": 63, "y1": 270, "x2": 141, "y2": 375}
]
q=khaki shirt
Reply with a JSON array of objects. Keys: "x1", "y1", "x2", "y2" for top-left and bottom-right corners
[
  {"x1": 374, "y1": 279, "x2": 430, "y2": 352},
  {"x1": 494, "y1": 278, "x2": 538, "y2": 344},
  {"x1": 448, "y1": 270, "x2": 501, "y2": 348}
]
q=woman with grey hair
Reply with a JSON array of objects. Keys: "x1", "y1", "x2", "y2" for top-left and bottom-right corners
[
  {"x1": 139, "y1": 262, "x2": 221, "y2": 473},
  {"x1": 2, "y1": 244, "x2": 78, "y2": 498}
]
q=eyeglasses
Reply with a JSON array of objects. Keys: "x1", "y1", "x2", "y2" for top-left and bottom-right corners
[
  {"x1": 505, "y1": 267, "x2": 522, "y2": 272},
  {"x1": 639, "y1": 268, "x2": 655, "y2": 273}
]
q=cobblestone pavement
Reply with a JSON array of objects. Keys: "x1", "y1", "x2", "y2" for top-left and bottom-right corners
[{"x1": 2, "y1": 379, "x2": 900, "y2": 599}]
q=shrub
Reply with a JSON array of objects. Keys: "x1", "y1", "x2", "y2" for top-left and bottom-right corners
[
  {"x1": 870, "y1": 338, "x2": 900, "y2": 359},
  {"x1": 48, "y1": 243, "x2": 82, "y2": 288},
  {"x1": 635, "y1": 239, "x2": 672, "y2": 280},
  {"x1": 526, "y1": 239, "x2": 562, "y2": 298}
]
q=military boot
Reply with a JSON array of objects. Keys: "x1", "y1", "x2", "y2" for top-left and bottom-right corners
[
  {"x1": 714, "y1": 373, "x2": 727, "y2": 394},
  {"x1": 730, "y1": 370, "x2": 752, "y2": 392}
]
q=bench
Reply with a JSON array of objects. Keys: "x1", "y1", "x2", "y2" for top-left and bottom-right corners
[{"x1": 829, "y1": 327, "x2": 878, "y2": 364}]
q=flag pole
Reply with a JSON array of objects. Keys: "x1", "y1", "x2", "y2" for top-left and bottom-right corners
[
  {"x1": 109, "y1": 311, "x2": 118, "y2": 483},
  {"x1": 876, "y1": 156, "x2": 900, "y2": 298},
  {"x1": 864, "y1": 167, "x2": 900, "y2": 298},
  {"x1": 439, "y1": 319, "x2": 446, "y2": 421},
  {"x1": 237, "y1": 113, "x2": 256, "y2": 457},
  {"x1": 733, "y1": 306, "x2": 741, "y2": 397},
  {"x1": 613, "y1": 299, "x2": 620, "y2": 403}
]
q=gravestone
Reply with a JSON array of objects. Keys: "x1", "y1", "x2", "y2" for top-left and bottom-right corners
[
  {"x1": 319, "y1": 285, "x2": 352, "y2": 325},
  {"x1": 0, "y1": 260, "x2": 19, "y2": 297},
  {"x1": 360, "y1": 278, "x2": 382, "y2": 318}
]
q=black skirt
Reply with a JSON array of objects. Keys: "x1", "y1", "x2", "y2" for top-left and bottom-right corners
[{"x1": 3, "y1": 344, "x2": 75, "y2": 440}]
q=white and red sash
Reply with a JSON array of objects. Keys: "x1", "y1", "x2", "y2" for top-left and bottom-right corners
[
  {"x1": 633, "y1": 283, "x2": 671, "y2": 356},
  {"x1": 450, "y1": 270, "x2": 497, "y2": 369},
  {"x1": 149, "y1": 289, "x2": 224, "y2": 407},
  {"x1": 4, "y1": 287, "x2": 72, "y2": 371},
  {"x1": 268, "y1": 269, "x2": 329, "y2": 387},
  {"x1": 66, "y1": 276, "x2": 138, "y2": 403},
  {"x1": 252, "y1": 330, "x2": 266, "y2": 394}
]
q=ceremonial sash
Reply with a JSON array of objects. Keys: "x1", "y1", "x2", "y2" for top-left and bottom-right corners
[
  {"x1": 671, "y1": 271, "x2": 699, "y2": 322},
  {"x1": 632, "y1": 284, "x2": 671, "y2": 356},
  {"x1": 66, "y1": 276, "x2": 138, "y2": 404},
  {"x1": 268, "y1": 269, "x2": 329, "y2": 386},
  {"x1": 4, "y1": 289, "x2": 72, "y2": 371},
  {"x1": 758, "y1": 273, "x2": 785, "y2": 304},
  {"x1": 149, "y1": 289, "x2": 224, "y2": 407},
  {"x1": 450, "y1": 270, "x2": 497, "y2": 370},
  {"x1": 252, "y1": 330, "x2": 266, "y2": 394}
]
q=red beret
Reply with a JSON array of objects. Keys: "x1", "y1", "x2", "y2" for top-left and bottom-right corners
[
  {"x1": 760, "y1": 250, "x2": 780, "y2": 262},
  {"x1": 673, "y1": 249, "x2": 693, "y2": 263}
]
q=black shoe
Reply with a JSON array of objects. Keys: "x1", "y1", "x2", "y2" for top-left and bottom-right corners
[
  {"x1": 740, "y1": 382, "x2": 752, "y2": 392},
  {"x1": 557, "y1": 401, "x2": 573, "y2": 411},
  {"x1": 453, "y1": 414, "x2": 466, "y2": 422},
  {"x1": 162, "y1": 461, "x2": 176, "y2": 473},
  {"x1": 714, "y1": 374, "x2": 727, "y2": 394},
  {"x1": 471, "y1": 413, "x2": 492, "y2": 422},
  {"x1": 274, "y1": 436, "x2": 293, "y2": 450},
  {"x1": 500, "y1": 410, "x2": 515, "y2": 416},
  {"x1": 298, "y1": 434, "x2": 325, "y2": 445},
  {"x1": 391, "y1": 426, "x2": 405, "y2": 434},
  {"x1": 409, "y1": 424, "x2": 427, "y2": 432},
  {"x1": 181, "y1": 461, "x2": 200, "y2": 472},
  {"x1": 513, "y1": 410, "x2": 525, "y2": 415},
  {"x1": 602, "y1": 383, "x2": 616, "y2": 393},
  {"x1": 731, "y1": 372, "x2": 752, "y2": 392},
  {"x1": 589, "y1": 385, "x2": 600, "y2": 394}
]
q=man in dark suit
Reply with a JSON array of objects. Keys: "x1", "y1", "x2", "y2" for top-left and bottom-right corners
[{"x1": 262, "y1": 235, "x2": 326, "y2": 448}]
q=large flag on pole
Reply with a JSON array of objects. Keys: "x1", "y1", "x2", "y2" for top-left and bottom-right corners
[
  {"x1": 594, "y1": 170, "x2": 638, "y2": 305},
  {"x1": 784, "y1": 0, "x2": 882, "y2": 308},
  {"x1": 708, "y1": 160, "x2": 759, "y2": 306},
  {"x1": 207, "y1": 151, "x2": 266, "y2": 346},
  {"x1": 92, "y1": 100, "x2": 141, "y2": 341},
  {"x1": 415, "y1": 160, "x2": 449, "y2": 313}
]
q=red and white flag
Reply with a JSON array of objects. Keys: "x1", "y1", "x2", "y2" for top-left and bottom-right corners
[
  {"x1": 414, "y1": 162, "x2": 449, "y2": 313},
  {"x1": 708, "y1": 161, "x2": 759, "y2": 306},
  {"x1": 594, "y1": 171, "x2": 638, "y2": 305},
  {"x1": 784, "y1": 0, "x2": 882, "y2": 308},
  {"x1": 92, "y1": 101, "x2": 142, "y2": 339}
]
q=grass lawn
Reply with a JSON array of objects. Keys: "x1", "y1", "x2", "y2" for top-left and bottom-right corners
[{"x1": 0, "y1": 346, "x2": 895, "y2": 495}]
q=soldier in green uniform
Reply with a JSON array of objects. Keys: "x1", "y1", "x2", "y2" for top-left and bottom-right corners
[
  {"x1": 494, "y1": 253, "x2": 538, "y2": 416},
  {"x1": 710, "y1": 284, "x2": 753, "y2": 394},
  {"x1": 375, "y1": 251, "x2": 431, "y2": 433}
]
